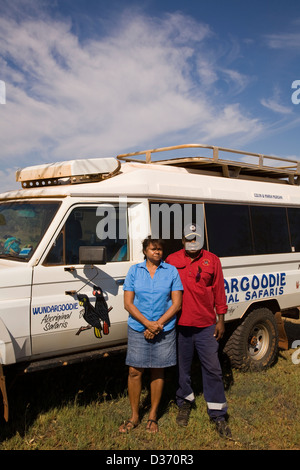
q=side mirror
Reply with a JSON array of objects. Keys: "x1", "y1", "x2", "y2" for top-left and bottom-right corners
[{"x1": 79, "y1": 246, "x2": 107, "y2": 265}]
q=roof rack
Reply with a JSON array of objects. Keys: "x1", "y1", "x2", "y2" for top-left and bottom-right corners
[{"x1": 117, "y1": 144, "x2": 300, "y2": 185}]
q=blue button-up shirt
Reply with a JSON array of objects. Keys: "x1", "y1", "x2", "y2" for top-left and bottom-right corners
[{"x1": 123, "y1": 260, "x2": 183, "y2": 332}]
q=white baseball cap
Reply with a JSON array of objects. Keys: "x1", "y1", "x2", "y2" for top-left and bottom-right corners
[{"x1": 183, "y1": 223, "x2": 202, "y2": 240}]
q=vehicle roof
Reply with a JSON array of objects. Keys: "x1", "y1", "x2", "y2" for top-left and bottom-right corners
[
  {"x1": 1, "y1": 144, "x2": 300, "y2": 204},
  {"x1": 1, "y1": 160, "x2": 300, "y2": 205}
]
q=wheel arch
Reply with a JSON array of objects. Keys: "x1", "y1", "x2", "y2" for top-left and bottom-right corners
[
  {"x1": 240, "y1": 298, "x2": 280, "y2": 318},
  {"x1": 0, "y1": 318, "x2": 16, "y2": 365}
]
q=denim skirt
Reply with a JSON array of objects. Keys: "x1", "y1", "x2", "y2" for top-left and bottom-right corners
[{"x1": 126, "y1": 326, "x2": 177, "y2": 368}]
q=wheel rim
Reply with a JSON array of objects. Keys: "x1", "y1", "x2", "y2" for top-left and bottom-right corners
[{"x1": 248, "y1": 323, "x2": 269, "y2": 360}]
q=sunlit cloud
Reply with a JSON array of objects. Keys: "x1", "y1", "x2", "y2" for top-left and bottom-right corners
[
  {"x1": 261, "y1": 86, "x2": 293, "y2": 115},
  {"x1": 261, "y1": 97, "x2": 293, "y2": 115},
  {"x1": 0, "y1": 6, "x2": 265, "y2": 191},
  {"x1": 265, "y1": 32, "x2": 300, "y2": 49}
]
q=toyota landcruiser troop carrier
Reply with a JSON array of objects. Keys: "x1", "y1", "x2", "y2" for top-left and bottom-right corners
[{"x1": 1, "y1": 143, "x2": 299, "y2": 422}]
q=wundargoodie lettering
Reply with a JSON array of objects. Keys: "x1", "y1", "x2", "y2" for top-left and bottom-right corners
[{"x1": 32, "y1": 302, "x2": 78, "y2": 315}]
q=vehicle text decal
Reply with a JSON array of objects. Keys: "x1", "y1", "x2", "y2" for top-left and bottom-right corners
[
  {"x1": 32, "y1": 302, "x2": 79, "y2": 315},
  {"x1": 224, "y1": 272, "x2": 286, "y2": 304}
]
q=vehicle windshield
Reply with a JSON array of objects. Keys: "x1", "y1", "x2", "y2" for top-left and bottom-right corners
[{"x1": 0, "y1": 201, "x2": 61, "y2": 261}]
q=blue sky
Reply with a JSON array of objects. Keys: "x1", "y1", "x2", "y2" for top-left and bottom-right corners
[{"x1": 0, "y1": 0, "x2": 300, "y2": 191}]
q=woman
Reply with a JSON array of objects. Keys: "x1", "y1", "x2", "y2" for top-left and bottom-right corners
[{"x1": 119, "y1": 237, "x2": 183, "y2": 433}]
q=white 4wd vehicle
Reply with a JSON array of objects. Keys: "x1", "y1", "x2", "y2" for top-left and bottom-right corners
[{"x1": 1, "y1": 144, "x2": 298, "y2": 421}]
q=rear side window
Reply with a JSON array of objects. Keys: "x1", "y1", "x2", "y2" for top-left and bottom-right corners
[
  {"x1": 250, "y1": 206, "x2": 290, "y2": 255},
  {"x1": 287, "y1": 207, "x2": 300, "y2": 252},
  {"x1": 205, "y1": 203, "x2": 292, "y2": 257},
  {"x1": 205, "y1": 204, "x2": 253, "y2": 257}
]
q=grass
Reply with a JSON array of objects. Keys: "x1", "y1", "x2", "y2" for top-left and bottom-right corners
[{"x1": 0, "y1": 318, "x2": 300, "y2": 451}]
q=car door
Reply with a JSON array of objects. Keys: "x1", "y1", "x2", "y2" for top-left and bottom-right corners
[{"x1": 31, "y1": 203, "x2": 132, "y2": 357}]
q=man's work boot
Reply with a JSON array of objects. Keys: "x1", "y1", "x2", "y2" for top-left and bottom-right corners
[
  {"x1": 176, "y1": 401, "x2": 192, "y2": 427},
  {"x1": 214, "y1": 418, "x2": 232, "y2": 438}
]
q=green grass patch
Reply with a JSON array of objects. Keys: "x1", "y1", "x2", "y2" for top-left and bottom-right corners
[{"x1": 1, "y1": 319, "x2": 300, "y2": 450}]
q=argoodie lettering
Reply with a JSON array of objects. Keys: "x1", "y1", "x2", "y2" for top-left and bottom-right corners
[{"x1": 224, "y1": 272, "x2": 286, "y2": 303}]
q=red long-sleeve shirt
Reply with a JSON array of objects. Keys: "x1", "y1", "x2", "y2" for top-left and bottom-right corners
[{"x1": 166, "y1": 249, "x2": 227, "y2": 328}]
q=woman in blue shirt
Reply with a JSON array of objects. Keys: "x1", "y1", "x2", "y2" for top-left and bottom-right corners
[{"x1": 119, "y1": 237, "x2": 183, "y2": 434}]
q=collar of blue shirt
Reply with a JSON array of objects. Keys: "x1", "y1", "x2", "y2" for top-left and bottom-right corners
[{"x1": 138, "y1": 259, "x2": 168, "y2": 270}]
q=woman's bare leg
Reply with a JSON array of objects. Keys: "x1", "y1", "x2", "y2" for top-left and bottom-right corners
[
  {"x1": 119, "y1": 366, "x2": 143, "y2": 432},
  {"x1": 146, "y1": 368, "x2": 164, "y2": 432}
]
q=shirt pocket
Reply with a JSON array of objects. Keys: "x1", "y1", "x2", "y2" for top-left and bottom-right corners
[{"x1": 198, "y1": 268, "x2": 214, "y2": 287}]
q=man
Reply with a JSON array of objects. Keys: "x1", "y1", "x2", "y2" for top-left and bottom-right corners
[{"x1": 166, "y1": 223, "x2": 231, "y2": 438}]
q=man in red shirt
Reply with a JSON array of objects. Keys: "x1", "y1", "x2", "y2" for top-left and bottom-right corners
[{"x1": 166, "y1": 223, "x2": 231, "y2": 438}]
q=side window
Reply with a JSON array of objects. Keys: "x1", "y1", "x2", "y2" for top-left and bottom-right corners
[
  {"x1": 287, "y1": 208, "x2": 300, "y2": 252},
  {"x1": 206, "y1": 203, "x2": 293, "y2": 257},
  {"x1": 149, "y1": 202, "x2": 205, "y2": 259},
  {"x1": 150, "y1": 201, "x2": 294, "y2": 259},
  {"x1": 205, "y1": 203, "x2": 253, "y2": 257},
  {"x1": 251, "y1": 206, "x2": 290, "y2": 254},
  {"x1": 44, "y1": 205, "x2": 129, "y2": 265}
]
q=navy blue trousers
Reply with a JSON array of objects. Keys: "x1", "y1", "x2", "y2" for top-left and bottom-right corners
[{"x1": 176, "y1": 325, "x2": 227, "y2": 420}]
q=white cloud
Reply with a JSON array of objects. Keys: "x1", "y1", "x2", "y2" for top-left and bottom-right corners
[
  {"x1": 220, "y1": 68, "x2": 251, "y2": 95},
  {"x1": 0, "y1": 167, "x2": 19, "y2": 193},
  {"x1": 261, "y1": 98, "x2": 293, "y2": 115},
  {"x1": 0, "y1": 8, "x2": 264, "y2": 194},
  {"x1": 265, "y1": 33, "x2": 300, "y2": 49},
  {"x1": 201, "y1": 104, "x2": 262, "y2": 141},
  {"x1": 261, "y1": 86, "x2": 293, "y2": 115}
]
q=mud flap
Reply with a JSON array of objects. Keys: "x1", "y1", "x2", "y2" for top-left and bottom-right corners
[
  {"x1": 0, "y1": 364, "x2": 9, "y2": 422},
  {"x1": 275, "y1": 312, "x2": 289, "y2": 350}
]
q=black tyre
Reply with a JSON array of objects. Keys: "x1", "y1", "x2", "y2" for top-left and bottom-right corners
[{"x1": 223, "y1": 308, "x2": 279, "y2": 371}]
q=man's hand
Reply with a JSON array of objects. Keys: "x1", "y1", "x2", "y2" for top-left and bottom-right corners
[{"x1": 214, "y1": 316, "x2": 225, "y2": 341}]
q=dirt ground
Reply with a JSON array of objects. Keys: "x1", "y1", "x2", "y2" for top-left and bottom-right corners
[{"x1": 283, "y1": 316, "x2": 300, "y2": 348}]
